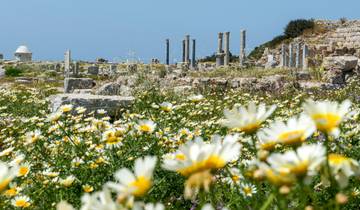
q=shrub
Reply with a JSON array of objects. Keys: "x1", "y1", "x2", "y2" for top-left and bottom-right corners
[
  {"x1": 5, "y1": 66, "x2": 23, "y2": 77},
  {"x1": 284, "y1": 19, "x2": 315, "y2": 38}
]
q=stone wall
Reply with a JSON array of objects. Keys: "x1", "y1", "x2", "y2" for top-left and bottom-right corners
[{"x1": 259, "y1": 20, "x2": 360, "y2": 68}]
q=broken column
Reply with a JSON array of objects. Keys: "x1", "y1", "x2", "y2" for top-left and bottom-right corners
[
  {"x1": 73, "y1": 61, "x2": 79, "y2": 76},
  {"x1": 166, "y1": 39, "x2": 170, "y2": 65},
  {"x1": 224, "y1": 32, "x2": 230, "y2": 66},
  {"x1": 182, "y1": 40, "x2": 185, "y2": 63},
  {"x1": 64, "y1": 50, "x2": 71, "y2": 77},
  {"x1": 240, "y1": 30, "x2": 246, "y2": 66},
  {"x1": 288, "y1": 43, "x2": 294, "y2": 68},
  {"x1": 191, "y1": 39, "x2": 196, "y2": 69},
  {"x1": 216, "y1": 32, "x2": 224, "y2": 67},
  {"x1": 185, "y1": 35, "x2": 190, "y2": 64},
  {"x1": 295, "y1": 43, "x2": 301, "y2": 68},
  {"x1": 302, "y1": 44, "x2": 309, "y2": 70}
]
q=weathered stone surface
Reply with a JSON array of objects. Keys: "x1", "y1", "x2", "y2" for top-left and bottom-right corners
[
  {"x1": 324, "y1": 68, "x2": 345, "y2": 84},
  {"x1": 296, "y1": 71, "x2": 312, "y2": 80},
  {"x1": 95, "y1": 83, "x2": 122, "y2": 95},
  {"x1": 323, "y1": 56, "x2": 358, "y2": 71},
  {"x1": 173, "y1": 85, "x2": 193, "y2": 94},
  {"x1": 49, "y1": 94, "x2": 134, "y2": 116},
  {"x1": 256, "y1": 75, "x2": 286, "y2": 91},
  {"x1": 116, "y1": 76, "x2": 137, "y2": 87},
  {"x1": 64, "y1": 78, "x2": 96, "y2": 93},
  {"x1": 87, "y1": 66, "x2": 99, "y2": 75},
  {"x1": 73, "y1": 89, "x2": 93, "y2": 94}
]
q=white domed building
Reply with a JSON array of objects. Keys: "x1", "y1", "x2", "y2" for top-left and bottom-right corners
[{"x1": 14, "y1": 45, "x2": 32, "y2": 62}]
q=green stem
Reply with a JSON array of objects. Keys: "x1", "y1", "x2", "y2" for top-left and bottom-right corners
[{"x1": 260, "y1": 193, "x2": 275, "y2": 210}]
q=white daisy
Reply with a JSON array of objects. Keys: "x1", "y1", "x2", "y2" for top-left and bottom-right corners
[
  {"x1": 222, "y1": 101, "x2": 276, "y2": 134},
  {"x1": 303, "y1": 99, "x2": 351, "y2": 137},
  {"x1": 107, "y1": 156, "x2": 157, "y2": 198}
]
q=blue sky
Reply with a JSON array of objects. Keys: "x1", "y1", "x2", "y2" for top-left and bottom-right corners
[{"x1": 1, "y1": 0, "x2": 359, "y2": 63}]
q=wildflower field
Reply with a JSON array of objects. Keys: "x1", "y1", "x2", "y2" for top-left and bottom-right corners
[{"x1": 1, "y1": 82, "x2": 360, "y2": 210}]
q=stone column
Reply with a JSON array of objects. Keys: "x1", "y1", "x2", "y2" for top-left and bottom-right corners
[
  {"x1": 182, "y1": 40, "x2": 185, "y2": 63},
  {"x1": 185, "y1": 35, "x2": 190, "y2": 64},
  {"x1": 288, "y1": 43, "x2": 294, "y2": 68},
  {"x1": 166, "y1": 39, "x2": 170, "y2": 65},
  {"x1": 191, "y1": 39, "x2": 196, "y2": 69},
  {"x1": 216, "y1": 32, "x2": 224, "y2": 67},
  {"x1": 224, "y1": 32, "x2": 230, "y2": 66},
  {"x1": 302, "y1": 44, "x2": 309, "y2": 70},
  {"x1": 73, "y1": 61, "x2": 79, "y2": 76},
  {"x1": 240, "y1": 30, "x2": 246, "y2": 66},
  {"x1": 64, "y1": 50, "x2": 71, "y2": 77},
  {"x1": 280, "y1": 44, "x2": 287, "y2": 67},
  {"x1": 295, "y1": 43, "x2": 301, "y2": 68}
]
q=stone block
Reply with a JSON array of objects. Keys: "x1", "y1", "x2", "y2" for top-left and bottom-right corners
[
  {"x1": 64, "y1": 78, "x2": 95, "y2": 93},
  {"x1": 49, "y1": 94, "x2": 134, "y2": 117}
]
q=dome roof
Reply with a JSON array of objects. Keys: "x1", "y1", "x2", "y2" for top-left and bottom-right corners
[{"x1": 15, "y1": 45, "x2": 31, "y2": 54}]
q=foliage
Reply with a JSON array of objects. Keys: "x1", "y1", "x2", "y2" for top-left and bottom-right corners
[
  {"x1": 284, "y1": 19, "x2": 315, "y2": 38},
  {"x1": 198, "y1": 52, "x2": 238, "y2": 63},
  {"x1": 5, "y1": 66, "x2": 23, "y2": 77}
]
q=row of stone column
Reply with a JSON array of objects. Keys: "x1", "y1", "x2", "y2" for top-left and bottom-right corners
[
  {"x1": 281, "y1": 43, "x2": 309, "y2": 70},
  {"x1": 165, "y1": 35, "x2": 197, "y2": 69},
  {"x1": 166, "y1": 30, "x2": 246, "y2": 68},
  {"x1": 216, "y1": 30, "x2": 247, "y2": 67}
]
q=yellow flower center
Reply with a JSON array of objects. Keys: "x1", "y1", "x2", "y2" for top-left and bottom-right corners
[
  {"x1": 161, "y1": 107, "x2": 172, "y2": 112},
  {"x1": 243, "y1": 186, "x2": 252, "y2": 195},
  {"x1": 15, "y1": 199, "x2": 30, "y2": 207},
  {"x1": 4, "y1": 188, "x2": 17, "y2": 197},
  {"x1": 329, "y1": 154, "x2": 349, "y2": 165},
  {"x1": 278, "y1": 130, "x2": 305, "y2": 145},
  {"x1": 175, "y1": 154, "x2": 186, "y2": 161},
  {"x1": 178, "y1": 155, "x2": 226, "y2": 176},
  {"x1": 288, "y1": 161, "x2": 309, "y2": 176},
  {"x1": 239, "y1": 122, "x2": 261, "y2": 134},
  {"x1": 106, "y1": 134, "x2": 121, "y2": 145},
  {"x1": 311, "y1": 113, "x2": 341, "y2": 133},
  {"x1": 18, "y1": 167, "x2": 29, "y2": 176},
  {"x1": 140, "y1": 124, "x2": 152, "y2": 132},
  {"x1": 130, "y1": 176, "x2": 152, "y2": 197},
  {"x1": 232, "y1": 175, "x2": 240, "y2": 182}
]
